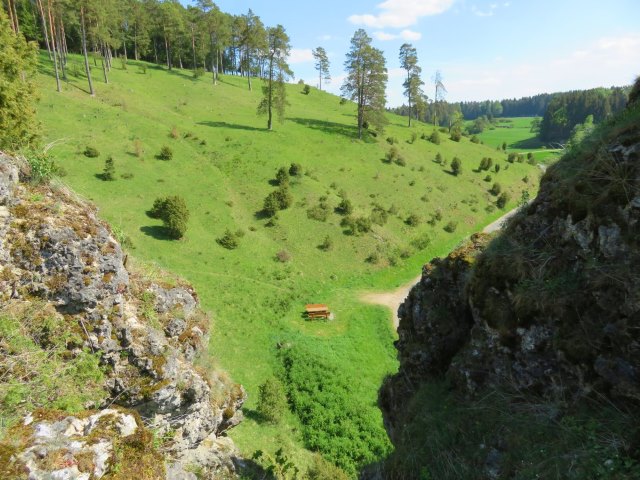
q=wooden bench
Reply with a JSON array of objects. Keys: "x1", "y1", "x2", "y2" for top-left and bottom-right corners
[{"x1": 305, "y1": 303, "x2": 331, "y2": 320}]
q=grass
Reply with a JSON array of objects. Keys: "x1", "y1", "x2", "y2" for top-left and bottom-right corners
[
  {"x1": 33, "y1": 52, "x2": 541, "y2": 474},
  {"x1": 471, "y1": 116, "x2": 562, "y2": 163}
]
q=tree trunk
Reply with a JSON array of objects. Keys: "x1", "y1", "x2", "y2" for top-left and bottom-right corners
[
  {"x1": 246, "y1": 49, "x2": 252, "y2": 91},
  {"x1": 46, "y1": 0, "x2": 61, "y2": 92},
  {"x1": 267, "y1": 56, "x2": 273, "y2": 130},
  {"x1": 123, "y1": 34, "x2": 128, "y2": 61},
  {"x1": 164, "y1": 33, "x2": 171, "y2": 70},
  {"x1": 133, "y1": 25, "x2": 138, "y2": 60},
  {"x1": 179, "y1": 55, "x2": 183, "y2": 69},
  {"x1": 191, "y1": 25, "x2": 196, "y2": 73},
  {"x1": 80, "y1": 6, "x2": 94, "y2": 96},
  {"x1": 101, "y1": 43, "x2": 109, "y2": 83},
  {"x1": 7, "y1": 0, "x2": 18, "y2": 33},
  {"x1": 36, "y1": 0, "x2": 52, "y2": 59},
  {"x1": 56, "y1": 23, "x2": 66, "y2": 80}
]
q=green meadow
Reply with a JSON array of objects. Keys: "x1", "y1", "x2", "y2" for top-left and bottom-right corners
[
  {"x1": 35, "y1": 53, "x2": 542, "y2": 473},
  {"x1": 471, "y1": 116, "x2": 562, "y2": 163}
]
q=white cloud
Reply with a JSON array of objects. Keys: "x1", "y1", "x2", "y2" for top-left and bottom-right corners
[
  {"x1": 318, "y1": 34, "x2": 332, "y2": 41},
  {"x1": 289, "y1": 48, "x2": 314, "y2": 64},
  {"x1": 437, "y1": 34, "x2": 640, "y2": 102},
  {"x1": 349, "y1": 0, "x2": 455, "y2": 29},
  {"x1": 472, "y1": 3, "x2": 499, "y2": 17},
  {"x1": 373, "y1": 29, "x2": 423, "y2": 41}
]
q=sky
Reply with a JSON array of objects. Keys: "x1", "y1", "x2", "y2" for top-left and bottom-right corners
[{"x1": 211, "y1": 0, "x2": 640, "y2": 106}]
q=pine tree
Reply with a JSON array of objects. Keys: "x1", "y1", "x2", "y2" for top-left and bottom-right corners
[
  {"x1": 312, "y1": 46, "x2": 330, "y2": 91},
  {"x1": 0, "y1": 9, "x2": 39, "y2": 150},
  {"x1": 257, "y1": 24, "x2": 292, "y2": 130},
  {"x1": 341, "y1": 29, "x2": 388, "y2": 139},
  {"x1": 399, "y1": 43, "x2": 424, "y2": 127}
]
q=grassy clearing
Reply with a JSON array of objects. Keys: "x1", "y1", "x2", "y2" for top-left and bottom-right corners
[
  {"x1": 34, "y1": 53, "x2": 541, "y2": 474},
  {"x1": 471, "y1": 116, "x2": 562, "y2": 163}
]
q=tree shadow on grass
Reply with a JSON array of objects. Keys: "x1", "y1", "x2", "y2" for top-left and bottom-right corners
[
  {"x1": 197, "y1": 121, "x2": 264, "y2": 132},
  {"x1": 288, "y1": 117, "x2": 377, "y2": 143},
  {"x1": 511, "y1": 137, "x2": 546, "y2": 149},
  {"x1": 140, "y1": 225, "x2": 172, "y2": 240}
]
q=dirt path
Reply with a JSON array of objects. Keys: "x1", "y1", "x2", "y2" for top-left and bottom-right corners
[{"x1": 360, "y1": 206, "x2": 521, "y2": 329}]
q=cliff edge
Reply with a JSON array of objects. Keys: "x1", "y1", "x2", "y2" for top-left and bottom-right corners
[
  {"x1": 0, "y1": 154, "x2": 245, "y2": 479},
  {"x1": 379, "y1": 82, "x2": 640, "y2": 479}
]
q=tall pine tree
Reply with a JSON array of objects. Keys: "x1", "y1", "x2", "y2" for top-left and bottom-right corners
[{"x1": 257, "y1": 24, "x2": 292, "y2": 130}]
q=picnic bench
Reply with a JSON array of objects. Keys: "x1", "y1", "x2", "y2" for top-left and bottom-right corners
[{"x1": 305, "y1": 304, "x2": 331, "y2": 320}]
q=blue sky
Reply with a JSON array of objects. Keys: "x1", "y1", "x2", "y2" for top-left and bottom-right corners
[{"x1": 212, "y1": 0, "x2": 640, "y2": 106}]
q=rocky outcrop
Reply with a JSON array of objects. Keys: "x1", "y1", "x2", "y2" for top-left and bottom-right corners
[
  {"x1": 380, "y1": 87, "x2": 640, "y2": 477},
  {"x1": 0, "y1": 153, "x2": 245, "y2": 479}
]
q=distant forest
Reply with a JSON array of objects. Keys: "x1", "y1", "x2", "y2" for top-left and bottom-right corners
[{"x1": 389, "y1": 85, "x2": 630, "y2": 143}]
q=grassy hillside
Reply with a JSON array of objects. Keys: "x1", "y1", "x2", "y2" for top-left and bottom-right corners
[
  {"x1": 471, "y1": 116, "x2": 562, "y2": 163},
  {"x1": 34, "y1": 53, "x2": 541, "y2": 474}
]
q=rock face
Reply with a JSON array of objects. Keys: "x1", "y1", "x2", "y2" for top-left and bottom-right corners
[
  {"x1": 0, "y1": 153, "x2": 245, "y2": 479},
  {"x1": 380, "y1": 90, "x2": 640, "y2": 477}
]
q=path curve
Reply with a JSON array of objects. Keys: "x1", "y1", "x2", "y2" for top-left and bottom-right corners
[{"x1": 360, "y1": 206, "x2": 521, "y2": 329}]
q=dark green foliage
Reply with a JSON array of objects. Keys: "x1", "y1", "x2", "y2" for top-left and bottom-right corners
[
  {"x1": 279, "y1": 346, "x2": 392, "y2": 475},
  {"x1": 149, "y1": 196, "x2": 189, "y2": 238},
  {"x1": 318, "y1": 235, "x2": 333, "y2": 251},
  {"x1": 386, "y1": 136, "x2": 397, "y2": 145},
  {"x1": 257, "y1": 377, "x2": 288, "y2": 423},
  {"x1": 307, "y1": 455, "x2": 350, "y2": 480},
  {"x1": 263, "y1": 186, "x2": 292, "y2": 217},
  {"x1": 405, "y1": 213, "x2": 421, "y2": 226},
  {"x1": 429, "y1": 130, "x2": 441, "y2": 145},
  {"x1": 497, "y1": 192, "x2": 509, "y2": 209},
  {"x1": 288, "y1": 162, "x2": 302, "y2": 177},
  {"x1": 335, "y1": 198, "x2": 353, "y2": 215},
  {"x1": 449, "y1": 129, "x2": 462, "y2": 142},
  {"x1": 629, "y1": 76, "x2": 640, "y2": 105},
  {"x1": 470, "y1": 135, "x2": 480, "y2": 144},
  {"x1": 443, "y1": 221, "x2": 458, "y2": 233},
  {"x1": 275, "y1": 166, "x2": 289, "y2": 186},
  {"x1": 24, "y1": 150, "x2": 59, "y2": 184},
  {"x1": 478, "y1": 157, "x2": 493, "y2": 171},
  {"x1": 370, "y1": 204, "x2": 388, "y2": 226},
  {"x1": 394, "y1": 156, "x2": 406, "y2": 167},
  {"x1": 450, "y1": 157, "x2": 462, "y2": 176},
  {"x1": 307, "y1": 203, "x2": 330, "y2": 222},
  {"x1": 410, "y1": 132, "x2": 418, "y2": 144},
  {"x1": 490, "y1": 182, "x2": 502, "y2": 196},
  {"x1": 252, "y1": 448, "x2": 300, "y2": 480},
  {"x1": 0, "y1": 11, "x2": 39, "y2": 151},
  {"x1": 302, "y1": 84, "x2": 311, "y2": 95},
  {"x1": 216, "y1": 229, "x2": 240, "y2": 249},
  {"x1": 494, "y1": 163, "x2": 501, "y2": 173},
  {"x1": 157, "y1": 146, "x2": 173, "y2": 160},
  {"x1": 434, "y1": 152, "x2": 443, "y2": 164},
  {"x1": 341, "y1": 215, "x2": 371, "y2": 235},
  {"x1": 484, "y1": 174, "x2": 492, "y2": 182},
  {"x1": 502, "y1": 141, "x2": 507, "y2": 151},
  {"x1": 102, "y1": 156, "x2": 116, "y2": 181},
  {"x1": 84, "y1": 146, "x2": 100, "y2": 158}
]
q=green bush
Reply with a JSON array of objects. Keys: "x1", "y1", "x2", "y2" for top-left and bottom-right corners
[
  {"x1": 319, "y1": 235, "x2": 333, "y2": 251},
  {"x1": 275, "y1": 166, "x2": 289, "y2": 186},
  {"x1": 429, "y1": 130, "x2": 441, "y2": 145},
  {"x1": 370, "y1": 205, "x2": 388, "y2": 226},
  {"x1": 84, "y1": 146, "x2": 100, "y2": 158},
  {"x1": 263, "y1": 186, "x2": 292, "y2": 217},
  {"x1": 410, "y1": 132, "x2": 418, "y2": 144},
  {"x1": 443, "y1": 221, "x2": 458, "y2": 233},
  {"x1": 157, "y1": 145, "x2": 173, "y2": 160},
  {"x1": 497, "y1": 192, "x2": 509, "y2": 209},
  {"x1": 102, "y1": 156, "x2": 116, "y2": 181},
  {"x1": 307, "y1": 204, "x2": 330, "y2": 222},
  {"x1": 450, "y1": 129, "x2": 462, "y2": 142},
  {"x1": 451, "y1": 157, "x2": 462, "y2": 176},
  {"x1": 335, "y1": 198, "x2": 353, "y2": 215},
  {"x1": 302, "y1": 84, "x2": 311, "y2": 95},
  {"x1": 149, "y1": 197, "x2": 167, "y2": 219},
  {"x1": 216, "y1": 229, "x2": 240, "y2": 249},
  {"x1": 470, "y1": 135, "x2": 481, "y2": 144},
  {"x1": 494, "y1": 163, "x2": 501, "y2": 173},
  {"x1": 257, "y1": 377, "x2": 288, "y2": 423},
  {"x1": 384, "y1": 146, "x2": 401, "y2": 164},
  {"x1": 405, "y1": 213, "x2": 421, "y2": 226},
  {"x1": 484, "y1": 174, "x2": 492, "y2": 182},
  {"x1": 434, "y1": 152, "x2": 443, "y2": 164},
  {"x1": 490, "y1": 182, "x2": 502, "y2": 196},
  {"x1": 386, "y1": 136, "x2": 398, "y2": 145},
  {"x1": 25, "y1": 150, "x2": 58, "y2": 184},
  {"x1": 289, "y1": 162, "x2": 302, "y2": 177},
  {"x1": 394, "y1": 155, "x2": 406, "y2": 167},
  {"x1": 162, "y1": 196, "x2": 189, "y2": 238}
]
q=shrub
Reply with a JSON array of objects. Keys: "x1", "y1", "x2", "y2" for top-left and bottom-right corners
[
  {"x1": 157, "y1": 146, "x2": 173, "y2": 160},
  {"x1": 307, "y1": 455, "x2": 350, "y2": 480},
  {"x1": 263, "y1": 186, "x2": 292, "y2": 217},
  {"x1": 434, "y1": 152, "x2": 443, "y2": 164},
  {"x1": 497, "y1": 192, "x2": 509, "y2": 209},
  {"x1": 366, "y1": 251, "x2": 380, "y2": 264},
  {"x1": 527, "y1": 152, "x2": 533, "y2": 160},
  {"x1": 394, "y1": 156, "x2": 406, "y2": 167},
  {"x1": 84, "y1": 146, "x2": 100, "y2": 158},
  {"x1": 507, "y1": 152, "x2": 517, "y2": 163},
  {"x1": 386, "y1": 136, "x2": 397, "y2": 145},
  {"x1": 484, "y1": 174, "x2": 492, "y2": 182},
  {"x1": 410, "y1": 132, "x2": 417, "y2": 144},
  {"x1": 302, "y1": 84, "x2": 311, "y2": 95},
  {"x1": 405, "y1": 213, "x2": 421, "y2": 226},
  {"x1": 470, "y1": 135, "x2": 480, "y2": 144},
  {"x1": 149, "y1": 197, "x2": 167, "y2": 219},
  {"x1": 307, "y1": 203, "x2": 330, "y2": 222},
  {"x1": 289, "y1": 162, "x2": 302, "y2": 177},
  {"x1": 275, "y1": 250, "x2": 291, "y2": 263},
  {"x1": 257, "y1": 377, "x2": 288, "y2": 423},
  {"x1": 443, "y1": 221, "x2": 458, "y2": 233},
  {"x1": 479, "y1": 157, "x2": 493, "y2": 171},
  {"x1": 162, "y1": 196, "x2": 189, "y2": 238},
  {"x1": 429, "y1": 130, "x2": 441, "y2": 145},
  {"x1": 138, "y1": 64, "x2": 147, "y2": 74},
  {"x1": 502, "y1": 141, "x2": 507, "y2": 151},
  {"x1": 490, "y1": 182, "x2": 502, "y2": 196},
  {"x1": 370, "y1": 205, "x2": 388, "y2": 226},
  {"x1": 275, "y1": 166, "x2": 289, "y2": 186},
  {"x1": 193, "y1": 67, "x2": 205, "y2": 78},
  {"x1": 335, "y1": 198, "x2": 353, "y2": 215},
  {"x1": 25, "y1": 150, "x2": 58, "y2": 184},
  {"x1": 384, "y1": 146, "x2": 398, "y2": 163},
  {"x1": 169, "y1": 126, "x2": 179, "y2": 139},
  {"x1": 411, "y1": 235, "x2": 431, "y2": 250},
  {"x1": 494, "y1": 164, "x2": 501, "y2": 173},
  {"x1": 450, "y1": 129, "x2": 462, "y2": 142},
  {"x1": 450, "y1": 157, "x2": 462, "y2": 176},
  {"x1": 339, "y1": 97, "x2": 347, "y2": 105},
  {"x1": 102, "y1": 156, "x2": 116, "y2": 181},
  {"x1": 217, "y1": 229, "x2": 240, "y2": 249},
  {"x1": 319, "y1": 235, "x2": 333, "y2": 251},
  {"x1": 355, "y1": 216, "x2": 372, "y2": 234}
]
